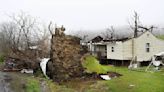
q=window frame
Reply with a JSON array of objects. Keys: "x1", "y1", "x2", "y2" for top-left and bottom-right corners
[
  {"x1": 111, "y1": 47, "x2": 114, "y2": 52},
  {"x1": 146, "y1": 43, "x2": 150, "y2": 52}
]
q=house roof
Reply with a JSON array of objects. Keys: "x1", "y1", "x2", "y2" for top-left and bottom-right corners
[
  {"x1": 89, "y1": 35, "x2": 130, "y2": 42},
  {"x1": 103, "y1": 37, "x2": 129, "y2": 42},
  {"x1": 90, "y1": 36, "x2": 103, "y2": 43},
  {"x1": 134, "y1": 30, "x2": 155, "y2": 39},
  {"x1": 89, "y1": 30, "x2": 157, "y2": 43}
]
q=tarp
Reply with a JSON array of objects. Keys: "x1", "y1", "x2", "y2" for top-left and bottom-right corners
[{"x1": 40, "y1": 58, "x2": 50, "y2": 78}]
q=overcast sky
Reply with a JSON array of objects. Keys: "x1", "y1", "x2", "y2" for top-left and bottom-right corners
[{"x1": 0, "y1": 0, "x2": 163, "y2": 32}]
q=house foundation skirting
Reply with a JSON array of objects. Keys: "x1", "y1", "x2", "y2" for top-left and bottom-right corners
[
  {"x1": 100, "y1": 59, "x2": 151, "y2": 67},
  {"x1": 100, "y1": 59, "x2": 130, "y2": 66}
]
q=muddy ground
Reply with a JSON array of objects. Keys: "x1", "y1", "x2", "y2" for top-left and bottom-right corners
[
  {"x1": 0, "y1": 71, "x2": 13, "y2": 92},
  {"x1": 0, "y1": 71, "x2": 49, "y2": 92}
]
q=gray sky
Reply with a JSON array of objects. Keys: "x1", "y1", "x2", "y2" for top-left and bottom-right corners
[{"x1": 0, "y1": 0, "x2": 164, "y2": 32}]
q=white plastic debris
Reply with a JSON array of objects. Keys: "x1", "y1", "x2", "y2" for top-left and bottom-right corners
[
  {"x1": 154, "y1": 67, "x2": 159, "y2": 70},
  {"x1": 133, "y1": 64, "x2": 138, "y2": 68},
  {"x1": 21, "y1": 69, "x2": 33, "y2": 74},
  {"x1": 40, "y1": 58, "x2": 50, "y2": 77},
  {"x1": 100, "y1": 75, "x2": 111, "y2": 80},
  {"x1": 128, "y1": 64, "x2": 132, "y2": 69},
  {"x1": 128, "y1": 64, "x2": 138, "y2": 69},
  {"x1": 152, "y1": 56, "x2": 161, "y2": 67},
  {"x1": 153, "y1": 61, "x2": 161, "y2": 67},
  {"x1": 129, "y1": 84, "x2": 135, "y2": 87}
]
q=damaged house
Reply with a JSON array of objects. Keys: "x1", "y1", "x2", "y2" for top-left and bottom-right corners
[{"x1": 87, "y1": 31, "x2": 164, "y2": 66}]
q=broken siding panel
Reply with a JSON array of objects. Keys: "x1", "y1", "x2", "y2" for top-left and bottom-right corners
[{"x1": 107, "y1": 42, "x2": 123, "y2": 60}]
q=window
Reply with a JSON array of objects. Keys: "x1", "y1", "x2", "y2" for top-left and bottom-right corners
[
  {"x1": 105, "y1": 46, "x2": 107, "y2": 53},
  {"x1": 146, "y1": 43, "x2": 150, "y2": 52},
  {"x1": 111, "y1": 47, "x2": 114, "y2": 52}
]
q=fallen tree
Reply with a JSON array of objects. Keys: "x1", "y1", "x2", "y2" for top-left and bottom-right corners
[{"x1": 47, "y1": 25, "x2": 88, "y2": 82}]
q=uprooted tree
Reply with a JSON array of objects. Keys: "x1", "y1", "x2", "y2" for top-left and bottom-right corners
[{"x1": 46, "y1": 22, "x2": 88, "y2": 82}]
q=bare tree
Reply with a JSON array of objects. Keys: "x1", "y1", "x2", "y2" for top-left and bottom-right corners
[
  {"x1": 0, "y1": 22, "x2": 18, "y2": 54},
  {"x1": 102, "y1": 26, "x2": 115, "y2": 40},
  {"x1": 138, "y1": 25, "x2": 157, "y2": 33},
  {"x1": 9, "y1": 12, "x2": 38, "y2": 49},
  {"x1": 128, "y1": 11, "x2": 157, "y2": 37},
  {"x1": 128, "y1": 11, "x2": 142, "y2": 38},
  {"x1": 0, "y1": 12, "x2": 50, "y2": 58}
]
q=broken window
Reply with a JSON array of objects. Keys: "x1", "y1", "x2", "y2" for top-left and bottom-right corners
[
  {"x1": 146, "y1": 43, "x2": 150, "y2": 52},
  {"x1": 111, "y1": 47, "x2": 114, "y2": 52}
]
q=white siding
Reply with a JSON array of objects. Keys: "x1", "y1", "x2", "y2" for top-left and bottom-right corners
[
  {"x1": 107, "y1": 42, "x2": 123, "y2": 60},
  {"x1": 135, "y1": 31, "x2": 164, "y2": 61},
  {"x1": 122, "y1": 40, "x2": 133, "y2": 60},
  {"x1": 106, "y1": 31, "x2": 164, "y2": 62}
]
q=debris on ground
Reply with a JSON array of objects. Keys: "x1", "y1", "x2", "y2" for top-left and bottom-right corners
[
  {"x1": 20, "y1": 69, "x2": 33, "y2": 74},
  {"x1": 2, "y1": 57, "x2": 39, "y2": 73},
  {"x1": 145, "y1": 52, "x2": 164, "y2": 72},
  {"x1": 107, "y1": 72, "x2": 122, "y2": 78},
  {"x1": 128, "y1": 64, "x2": 138, "y2": 69},
  {"x1": 129, "y1": 84, "x2": 135, "y2": 87},
  {"x1": 99, "y1": 72, "x2": 122, "y2": 80},
  {"x1": 40, "y1": 58, "x2": 50, "y2": 77},
  {"x1": 100, "y1": 75, "x2": 111, "y2": 80}
]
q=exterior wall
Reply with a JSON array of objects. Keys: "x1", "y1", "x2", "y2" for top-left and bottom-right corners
[
  {"x1": 135, "y1": 31, "x2": 164, "y2": 61},
  {"x1": 122, "y1": 39, "x2": 133, "y2": 60},
  {"x1": 106, "y1": 31, "x2": 164, "y2": 62},
  {"x1": 91, "y1": 31, "x2": 164, "y2": 62},
  {"x1": 95, "y1": 45, "x2": 106, "y2": 52},
  {"x1": 94, "y1": 45, "x2": 106, "y2": 57},
  {"x1": 88, "y1": 42, "x2": 107, "y2": 58},
  {"x1": 107, "y1": 42, "x2": 123, "y2": 60}
]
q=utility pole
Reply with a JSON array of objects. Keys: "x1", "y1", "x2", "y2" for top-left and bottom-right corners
[{"x1": 134, "y1": 12, "x2": 138, "y2": 38}]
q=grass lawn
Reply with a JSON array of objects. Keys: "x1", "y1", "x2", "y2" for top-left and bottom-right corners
[
  {"x1": 61, "y1": 66, "x2": 164, "y2": 92},
  {"x1": 80, "y1": 55, "x2": 164, "y2": 92},
  {"x1": 7, "y1": 66, "x2": 164, "y2": 92},
  {"x1": 25, "y1": 78, "x2": 41, "y2": 92},
  {"x1": 6, "y1": 55, "x2": 164, "y2": 92},
  {"x1": 102, "y1": 67, "x2": 164, "y2": 92}
]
